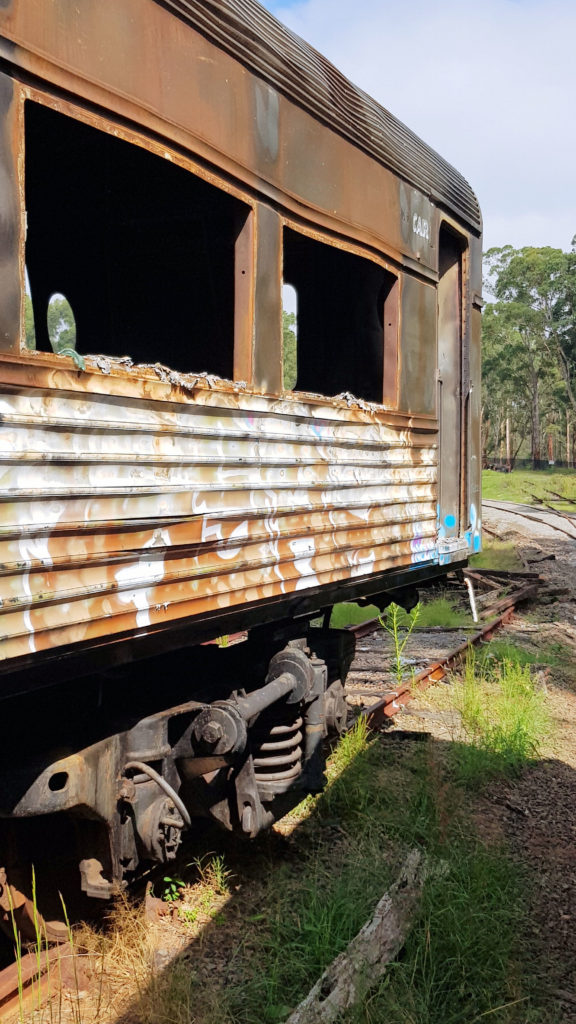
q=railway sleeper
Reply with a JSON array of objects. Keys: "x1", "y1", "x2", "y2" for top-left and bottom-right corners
[{"x1": 0, "y1": 629, "x2": 351, "y2": 918}]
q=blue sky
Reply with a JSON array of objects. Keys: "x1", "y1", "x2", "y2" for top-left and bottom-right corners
[{"x1": 259, "y1": 0, "x2": 576, "y2": 253}]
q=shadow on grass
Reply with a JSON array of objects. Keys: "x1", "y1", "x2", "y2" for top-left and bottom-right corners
[{"x1": 106, "y1": 724, "x2": 570, "y2": 1024}]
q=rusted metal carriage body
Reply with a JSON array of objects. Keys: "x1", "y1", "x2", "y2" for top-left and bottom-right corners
[{"x1": 0, "y1": 0, "x2": 482, "y2": 908}]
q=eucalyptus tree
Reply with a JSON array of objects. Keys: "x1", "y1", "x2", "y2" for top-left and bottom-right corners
[{"x1": 483, "y1": 243, "x2": 576, "y2": 466}]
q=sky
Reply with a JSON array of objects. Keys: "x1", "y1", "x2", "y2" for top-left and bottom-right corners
[{"x1": 260, "y1": 0, "x2": 576, "y2": 254}]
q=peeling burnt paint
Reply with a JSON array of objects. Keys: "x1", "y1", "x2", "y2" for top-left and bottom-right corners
[
  {"x1": 0, "y1": 354, "x2": 438, "y2": 665},
  {"x1": 0, "y1": 0, "x2": 478, "y2": 273},
  {"x1": 0, "y1": 71, "x2": 19, "y2": 353}
]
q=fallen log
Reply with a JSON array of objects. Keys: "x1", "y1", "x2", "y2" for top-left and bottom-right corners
[{"x1": 285, "y1": 849, "x2": 424, "y2": 1024}]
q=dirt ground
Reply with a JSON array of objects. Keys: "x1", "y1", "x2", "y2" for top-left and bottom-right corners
[{"x1": 401, "y1": 502, "x2": 576, "y2": 1021}]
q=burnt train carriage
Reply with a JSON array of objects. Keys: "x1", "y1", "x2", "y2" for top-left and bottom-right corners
[{"x1": 0, "y1": 0, "x2": 482, "y2": 925}]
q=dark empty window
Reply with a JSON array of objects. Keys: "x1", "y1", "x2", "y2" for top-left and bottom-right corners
[
  {"x1": 25, "y1": 102, "x2": 250, "y2": 376},
  {"x1": 283, "y1": 228, "x2": 397, "y2": 403}
]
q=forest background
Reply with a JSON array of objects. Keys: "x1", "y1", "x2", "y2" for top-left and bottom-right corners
[{"x1": 482, "y1": 241, "x2": 576, "y2": 468}]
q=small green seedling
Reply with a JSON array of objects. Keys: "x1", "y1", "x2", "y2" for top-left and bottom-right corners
[
  {"x1": 378, "y1": 601, "x2": 421, "y2": 685},
  {"x1": 162, "y1": 876, "x2": 186, "y2": 902},
  {"x1": 178, "y1": 907, "x2": 198, "y2": 924}
]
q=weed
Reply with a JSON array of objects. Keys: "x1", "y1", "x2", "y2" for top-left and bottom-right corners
[
  {"x1": 178, "y1": 906, "x2": 199, "y2": 925},
  {"x1": 379, "y1": 601, "x2": 421, "y2": 685},
  {"x1": 328, "y1": 715, "x2": 369, "y2": 774},
  {"x1": 161, "y1": 876, "x2": 186, "y2": 903},
  {"x1": 59, "y1": 892, "x2": 85, "y2": 1024},
  {"x1": 190, "y1": 853, "x2": 232, "y2": 895},
  {"x1": 6, "y1": 883, "x2": 25, "y2": 1023},
  {"x1": 451, "y1": 650, "x2": 549, "y2": 787}
]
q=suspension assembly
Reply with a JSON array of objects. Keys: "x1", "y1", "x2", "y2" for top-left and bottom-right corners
[{"x1": 4, "y1": 633, "x2": 351, "y2": 900}]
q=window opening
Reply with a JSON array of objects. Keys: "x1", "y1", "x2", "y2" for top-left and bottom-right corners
[
  {"x1": 24, "y1": 267, "x2": 36, "y2": 351},
  {"x1": 283, "y1": 228, "x2": 396, "y2": 403},
  {"x1": 47, "y1": 293, "x2": 77, "y2": 354},
  {"x1": 282, "y1": 282, "x2": 297, "y2": 390},
  {"x1": 438, "y1": 224, "x2": 465, "y2": 535},
  {"x1": 25, "y1": 102, "x2": 250, "y2": 376}
]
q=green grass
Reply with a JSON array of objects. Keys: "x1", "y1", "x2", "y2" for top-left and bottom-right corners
[
  {"x1": 346, "y1": 838, "x2": 529, "y2": 1024},
  {"x1": 403, "y1": 597, "x2": 474, "y2": 629},
  {"x1": 482, "y1": 467, "x2": 576, "y2": 506},
  {"x1": 329, "y1": 602, "x2": 380, "y2": 628},
  {"x1": 469, "y1": 539, "x2": 524, "y2": 572},
  {"x1": 330, "y1": 596, "x2": 475, "y2": 631},
  {"x1": 224, "y1": 720, "x2": 402, "y2": 1023},
  {"x1": 483, "y1": 638, "x2": 566, "y2": 669},
  {"x1": 450, "y1": 651, "x2": 549, "y2": 788},
  {"x1": 218, "y1": 693, "x2": 548, "y2": 1024},
  {"x1": 342, "y1": 649, "x2": 553, "y2": 1024}
]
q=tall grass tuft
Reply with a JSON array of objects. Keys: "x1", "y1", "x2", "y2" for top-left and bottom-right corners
[{"x1": 451, "y1": 650, "x2": 549, "y2": 787}]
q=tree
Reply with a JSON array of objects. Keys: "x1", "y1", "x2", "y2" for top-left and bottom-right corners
[
  {"x1": 283, "y1": 310, "x2": 297, "y2": 390},
  {"x1": 46, "y1": 293, "x2": 77, "y2": 354},
  {"x1": 24, "y1": 294, "x2": 36, "y2": 349},
  {"x1": 483, "y1": 244, "x2": 576, "y2": 467}
]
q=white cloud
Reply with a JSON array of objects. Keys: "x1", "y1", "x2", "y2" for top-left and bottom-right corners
[{"x1": 262, "y1": 0, "x2": 576, "y2": 252}]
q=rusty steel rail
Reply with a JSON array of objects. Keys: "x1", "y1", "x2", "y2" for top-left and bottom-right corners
[
  {"x1": 354, "y1": 579, "x2": 541, "y2": 730},
  {"x1": 0, "y1": 941, "x2": 72, "y2": 1020}
]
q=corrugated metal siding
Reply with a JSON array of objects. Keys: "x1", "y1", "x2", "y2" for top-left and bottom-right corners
[
  {"x1": 0, "y1": 363, "x2": 438, "y2": 665},
  {"x1": 155, "y1": 0, "x2": 481, "y2": 232}
]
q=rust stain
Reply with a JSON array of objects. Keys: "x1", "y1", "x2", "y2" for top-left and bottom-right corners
[
  {"x1": 0, "y1": 354, "x2": 438, "y2": 665},
  {"x1": 0, "y1": 0, "x2": 479, "y2": 273}
]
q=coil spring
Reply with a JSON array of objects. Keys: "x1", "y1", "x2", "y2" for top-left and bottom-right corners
[{"x1": 252, "y1": 711, "x2": 303, "y2": 790}]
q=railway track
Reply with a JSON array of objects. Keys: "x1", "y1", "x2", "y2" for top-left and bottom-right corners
[
  {"x1": 0, "y1": 569, "x2": 544, "y2": 1018},
  {"x1": 345, "y1": 567, "x2": 543, "y2": 726},
  {"x1": 483, "y1": 499, "x2": 576, "y2": 540}
]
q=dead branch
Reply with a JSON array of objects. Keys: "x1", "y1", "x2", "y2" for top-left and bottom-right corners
[{"x1": 285, "y1": 849, "x2": 424, "y2": 1024}]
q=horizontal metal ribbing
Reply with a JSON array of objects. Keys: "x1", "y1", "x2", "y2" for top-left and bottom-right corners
[
  {"x1": 0, "y1": 537, "x2": 439, "y2": 641},
  {"x1": 0, "y1": 506, "x2": 438, "y2": 574},
  {"x1": 0, "y1": 402, "x2": 437, "y2": 444},
  {"x1": 0, "y1": 516, "x2": 434, "y2": 602},
  {"x1": 0, "y1": 494, "x2": 437, "y2": 541},
  {"x1": 154, "y1": 0, "x2": 480, "y2": 230}
]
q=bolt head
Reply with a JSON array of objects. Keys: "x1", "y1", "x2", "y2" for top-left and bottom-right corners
[{"x1": 201, "y1": 721, "x2": 224, "y2": 744}]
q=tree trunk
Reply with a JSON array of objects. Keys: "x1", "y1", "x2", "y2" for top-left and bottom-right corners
[{"x1": 531, "y1": 376, "x2": 541, "y2": 468}]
